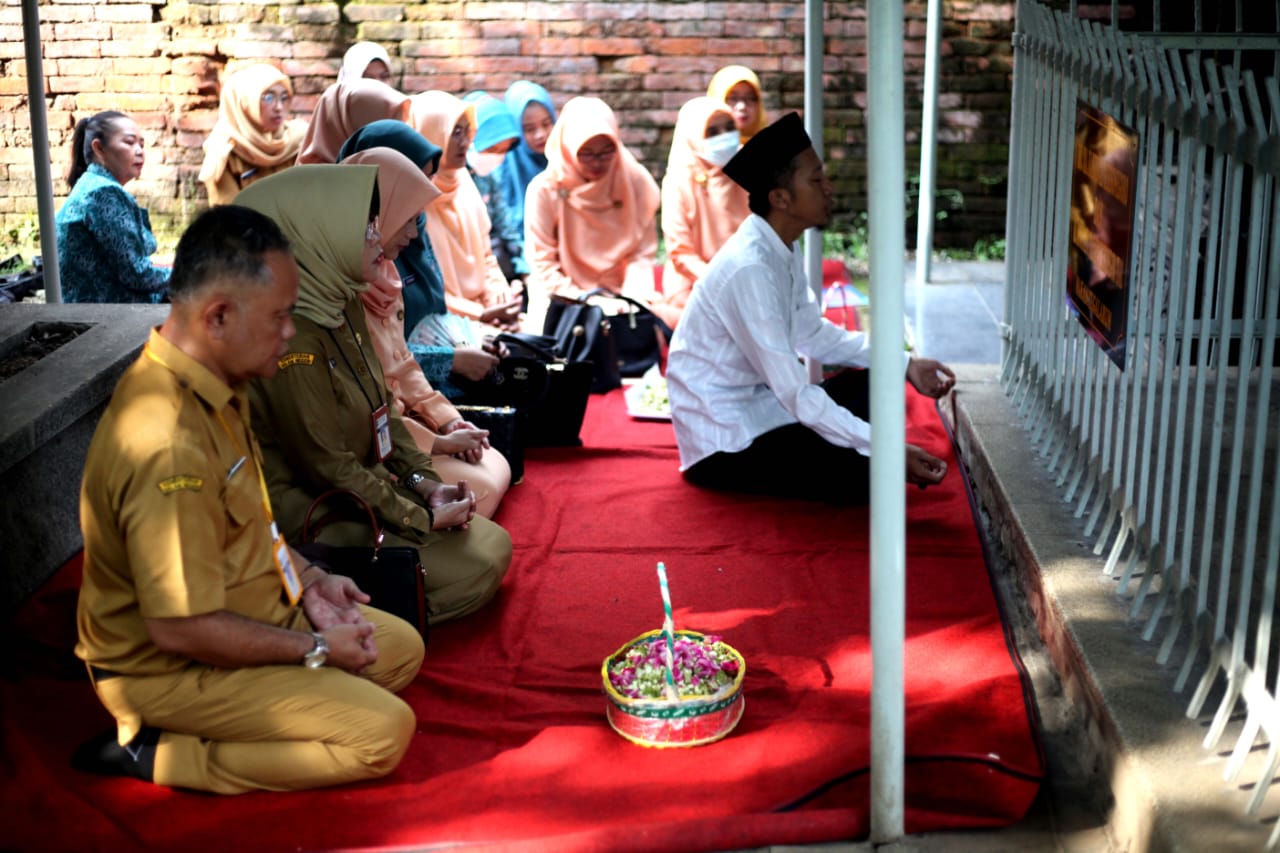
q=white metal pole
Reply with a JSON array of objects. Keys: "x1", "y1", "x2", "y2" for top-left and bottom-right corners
[
  {"x1": 22, "y1": 0, "x2": 61, "y2": 303},
  {"x1": 868, "y1": 0, "x2": 907, "y2": 843},
  {"x1": 804, "y1": 0, "x2": 825, "y2": 384},
  {"x1": 915, "y1": 0, "x2": 942, "y2": 287}
]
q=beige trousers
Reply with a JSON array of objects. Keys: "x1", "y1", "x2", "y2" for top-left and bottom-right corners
[{"x1": 91, "y1": 606, "x2": 424, "y2": 795}]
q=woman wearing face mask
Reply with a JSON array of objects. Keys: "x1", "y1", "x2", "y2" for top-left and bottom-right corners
[
  {"x1": 341, "y1": 145, "x2": 512, "y2": 518},
  {"x1": 55, "y1": 110, "x2": 169, "y2": 304},
  {"x1": 522, "y1": 96, "x2": 660, "y2": 330},
  {"x1": 409, "y1": 91, "x2": 522, "y2": 333},
  {"x1": 239, "y1": 164, "x2": 512, "y2": 626},
  {"x1": 708, "y1": 65, "x2": 768, "y2": 143},
  {"x1": 199, "y1": 64, "x2": 307, "y2": 206},
  {"x1": 461, "y1": 91, "x2": 526, "y2": 289},
  {"x1": 500, "y1": 81, "x2": 556, "y2": 249},
  {"x1": 658, "y1": 97, "x2": 750, "y2": 328}
]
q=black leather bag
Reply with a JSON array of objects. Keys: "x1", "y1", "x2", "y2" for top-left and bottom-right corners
[
  {"x1": 296, "y1": 488, "x2": 429, "y2": 641},
  {"x1": 589, "y1": 290, "x2": 672, "y2": 378},
  {"x1": 542, "y1": 296, "x2": 621, "y2": 393},
  {"x1": 495, "y1": 333, "x2": 593, "y2": 447},
  {"x1": 454, "y1": 404, "x2": 523, "y2": 483},
  {"x1": 451, "y1": 355, "x2": 549, "y2": 408}
]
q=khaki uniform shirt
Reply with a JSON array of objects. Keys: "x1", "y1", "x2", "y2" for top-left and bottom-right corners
[
  {"x1": 249, "y1": 296, "x2": 440, "y2": 545},
  {"x1": 76, "y1": 329, "x2": 304, "y2": 676}
]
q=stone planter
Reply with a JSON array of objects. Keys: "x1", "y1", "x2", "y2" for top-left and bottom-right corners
[{"x1": 0, "y1": 303, "x2": 164, "y2": 622}]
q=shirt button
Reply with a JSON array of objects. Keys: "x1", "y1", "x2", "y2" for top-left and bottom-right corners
[{"x1": 403, "y1": 516, "x2": 412, "y2": 525}]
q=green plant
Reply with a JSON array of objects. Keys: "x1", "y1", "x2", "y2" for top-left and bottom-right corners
[
  {"x1": 824, "y1": 212, "x2": 869, "y2": 264},
  {"x1": 972, "y1": 235, "x2": 1006, "y2": 261},
  {"x1": 5, "y1": 213, "x2": 40, "y2": 258}
]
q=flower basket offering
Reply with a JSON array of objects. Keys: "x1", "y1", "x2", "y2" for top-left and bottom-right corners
[{"x1": 601, "y1": 563, "x2": 746, "y2": 748}]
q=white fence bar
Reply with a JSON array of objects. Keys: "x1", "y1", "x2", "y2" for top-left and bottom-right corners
[
  {"x1": 1006, "y1": 1, "x2": 1280, "y2": 843},
  {"x1": 867, "y1": 0, "x2": 906, "y2": 842}
]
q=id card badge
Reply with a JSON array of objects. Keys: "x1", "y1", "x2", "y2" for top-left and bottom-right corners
[
  {"x1": 372, "y1": 404, "x2": 393, "y2": 463},
  {"x1": 271, "y1": 522, "x2": 303, "y2": 605}
]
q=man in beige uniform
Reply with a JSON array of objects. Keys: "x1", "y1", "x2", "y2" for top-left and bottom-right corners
[{"x1": 74, "y1": 205, "x2": 425, "y2": 794}]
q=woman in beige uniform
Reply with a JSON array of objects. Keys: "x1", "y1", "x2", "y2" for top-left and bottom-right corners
[
  {"x1": 239, "y1": 164, "x2": 511, "y2": 625},
  {"x1": 198, "y1": 63, "x2": 307, "y2": 206}
]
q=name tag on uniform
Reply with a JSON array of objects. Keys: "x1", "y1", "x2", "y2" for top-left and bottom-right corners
[
  {"x1": 372, "y1": 403, "x2": 393, "y2": 463},
  {"x1": 271, "y1": 521, "x2": 302, "y2": 605}
]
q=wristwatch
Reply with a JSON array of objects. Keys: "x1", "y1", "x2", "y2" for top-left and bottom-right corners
[
  {"x1": 303, "y1": 632, "x2": 328, "y2": 669},
  {"x1": 404, "y1": 471, "x2": 428, "y2": 491}
]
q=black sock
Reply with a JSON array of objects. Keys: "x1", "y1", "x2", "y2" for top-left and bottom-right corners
[{"x1": 71, "y1": 726, "x2": 160, "y2": 782}]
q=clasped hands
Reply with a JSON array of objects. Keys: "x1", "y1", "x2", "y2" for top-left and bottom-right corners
[{"x1": 409, "y1": 476, "x2": 478, "y2": 531}]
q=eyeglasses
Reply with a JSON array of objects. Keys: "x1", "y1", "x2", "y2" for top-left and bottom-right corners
[
  {"x1": 578, "y1": 145, "x2": 617, "y2": 164},
  {"x1": 365, "y1": 218, "x2": 381, "y2": 245},
  {"x1": 727, "y1": 91, "x2": 759, "y2": 105},
  {"x1": 261, "y1": 92, "x2": 292, "y2": 107}
]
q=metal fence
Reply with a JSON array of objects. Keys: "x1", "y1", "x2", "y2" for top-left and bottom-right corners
[{"x1": 1003, "y1": 1, "x2": 1280, "y2": 844}]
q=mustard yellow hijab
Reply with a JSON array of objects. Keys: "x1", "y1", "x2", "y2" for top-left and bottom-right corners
[
  {"x1": 199, "y1": 64, "x2": 306, "y2": 189},
  {"x1": 235, "y1": 164, "x2": 378, "y2": 328},
  {"x1": 707, "y1": 65, "x2": 768, "y2": 142}
]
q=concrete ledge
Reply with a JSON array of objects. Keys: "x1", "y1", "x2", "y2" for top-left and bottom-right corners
[
  {"x1": 944, "y1": 364, "x2": 1273, "y2": 853},
  {"x1": 0, "y1": 303, "x2": 164, "y2": 621}
]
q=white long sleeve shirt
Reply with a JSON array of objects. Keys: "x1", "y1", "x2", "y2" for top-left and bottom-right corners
[{"x1": 667, "y1": 213, "x2": 908, "y2": 470}]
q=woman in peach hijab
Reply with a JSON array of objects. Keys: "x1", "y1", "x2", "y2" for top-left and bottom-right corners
[
  {"x1": 199, "y1": 64, "x2": 307, "y2": 206},
  {"x1": 409, "y1": 91, "x2": 522, "y2": 332},
  {"x1": 707, "y1": 65, "x2": 768, "y2": 143},
  {"x1": 523, "y1": 96, "x2": 660, "y2": 329},
  {"x1": 658, "y1": 97, "x2": 749, "y2": 327},
  {"x1": 296, "y1": 78, "x2": 410, "y2": 165},
  {"x1": 343, "y1": 145, "x2": 512, "y2": 516}
]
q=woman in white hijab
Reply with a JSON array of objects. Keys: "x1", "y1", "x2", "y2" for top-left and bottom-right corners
[{"x1": 338, "y1": 42, "x2": 393, "y2": 85}]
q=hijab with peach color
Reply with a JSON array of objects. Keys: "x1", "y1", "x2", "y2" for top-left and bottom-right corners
[
  {"x1": 408, "y1": 91, "x2": 500, "y2": 307},
  {"x1": 338, "y1": 42, "x2": 392, "y2": 84},
  {"x1": 707, "y1": 65, "x2": 767, "y2": 142},
  {"x1": 661, "y1": 96, "x2": 750, "y2": 291},
  {"x1": 296, "y1": 79, "x2": 410, "y2": 165},
  {"x1": 540, "y1": 96, "x2": 660, "y2": 285},
  {"x1": 341, "y1": 147, "x2": 441, "y2": 319},
  {"x1": 199, "y1": 64, "x2": 306, "y2": 194}
]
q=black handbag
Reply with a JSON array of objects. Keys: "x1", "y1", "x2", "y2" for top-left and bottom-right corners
[
  {"x1": 542, "y1": 295, "x2": 621, "y2": 393},
  {"x1": 451, "y1": 355, "x2": 549, "y2": 408},
  {"x1": 453, "y1": 404, "x2": 524, "y2": 483},
  {"x1": 295, "y1": 488, "x2": 429, "y2": 641},
  {"x1": 586, "y1": 289, "x2": 672, "y2": 378},
  {"x1": 494, "y1": 333, "x2": 593, "y2": 447}
]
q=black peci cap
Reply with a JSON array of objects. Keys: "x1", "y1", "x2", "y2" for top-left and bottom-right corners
[{"x1": 722, "y1": 112, "x2": 813, "y2": 195}]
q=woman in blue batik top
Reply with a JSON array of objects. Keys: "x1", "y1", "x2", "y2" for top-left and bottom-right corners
[{"x1": 55, "y1": 111, "x2": 169, "y2": 303}]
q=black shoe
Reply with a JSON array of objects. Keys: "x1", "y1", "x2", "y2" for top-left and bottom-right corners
[{"x1": 71, "y1": 726, "x2": 159, "y2": 782}]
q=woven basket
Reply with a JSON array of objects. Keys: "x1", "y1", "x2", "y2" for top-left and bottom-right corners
[{"x1": 601, "y1": 629, "x2": 746, "y2": 748}]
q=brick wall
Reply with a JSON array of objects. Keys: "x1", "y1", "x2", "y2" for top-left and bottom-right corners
[{"x1": 0, "y1": 0, "x2": 1015, "y2": 251}]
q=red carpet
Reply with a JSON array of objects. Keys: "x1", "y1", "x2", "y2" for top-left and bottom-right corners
[{"x1": 0, "y1": 386, "x2": 1042, "y2": 853}]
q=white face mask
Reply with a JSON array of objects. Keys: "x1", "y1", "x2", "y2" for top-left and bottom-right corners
[
  {"x1": 701, "y1": 130, "x2": 740, "y2": 168},
  {"x1": 466, "y1": 148, "x2": 507, "y2": 177}
]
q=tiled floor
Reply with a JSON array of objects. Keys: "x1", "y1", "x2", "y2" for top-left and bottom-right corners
[{"x1": 904, "y1": 260, "x2": 1006, "y2": 366}]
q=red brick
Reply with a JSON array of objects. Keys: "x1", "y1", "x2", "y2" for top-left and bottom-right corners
[
  {"x1": 481, "y1": 19, "x2": 538, "y2": 39},
  {"x1": 521, "y1": 37, "x2": 580, "y2": 56},
  {"x1": 75, "y1": 92, "x2": 168, "y2": 111},
  {"x1": 280, "y1": 59, "x2": 338, "y2": 78},
  {"x1": 219, "y1": 40, "x2": 293, "y2": 60},
  {"x1": 112, "y1": 57, "x2": 170, "y2": 75},
  {"x1": 94, "y1": 5, "x2": 154, "y2": 23},
  {"x1": 609, "y1": 55, "x2": 660, "y2": 74},
  {"x1": 650, "y1": 38, "x2": 703, "y2": 55},
  {"x1": 581, "y1": 37, "x2": 643, "y2": 56},
  {"x1": 282, "y1": 5, "x2": 340, "y2": 25},
  {"x1": 464, "y1": 1, "x2": 526, "y2": 20},
  {"x1": 345, "y1": 4, "x2": 406, "y2": 22},
  {"x1": 466, "y1": 56, "x2": 538, "y2": 75},
  {"x1": 359, "y1": 21, "x2": 419, "y2": 41},
  {"x1": 41, "y1": 40, "x2": 101, "y2": 59},
  {"x1": 52, "y1": 21, "x2": 110, "y2": 40},
  {"x1": 537, "y1": 56, "x2": 598, "y2": 75},
  {"x1": 166, "y1": 38, "x2": 220, "y2": 56},
  {"x1": 525, "y1": 2, "x2": 584, "y2": 21},
  {"x1": 291, "y1": 41, "x2": 334, "y2": 60},
  {"x1": 0, "y1": 76, "x2": 35, "y2": 96}
]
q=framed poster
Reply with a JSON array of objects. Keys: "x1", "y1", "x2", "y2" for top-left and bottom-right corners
[{"x1": 1066, "y1": 102, "x2": 1139, "y2": 370}]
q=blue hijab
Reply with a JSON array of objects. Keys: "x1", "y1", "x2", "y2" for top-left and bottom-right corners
[
  {"x1": 338, "y1": 120, "x2": 446, "y2": 331},
  {"x1": 500, "y1": 81, "x2": 556, "y2": 234}
]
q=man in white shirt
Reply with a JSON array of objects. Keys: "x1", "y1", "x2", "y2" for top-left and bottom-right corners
[{"x1": 667, "y1": 112, "x2": 955, "y2": 505}]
